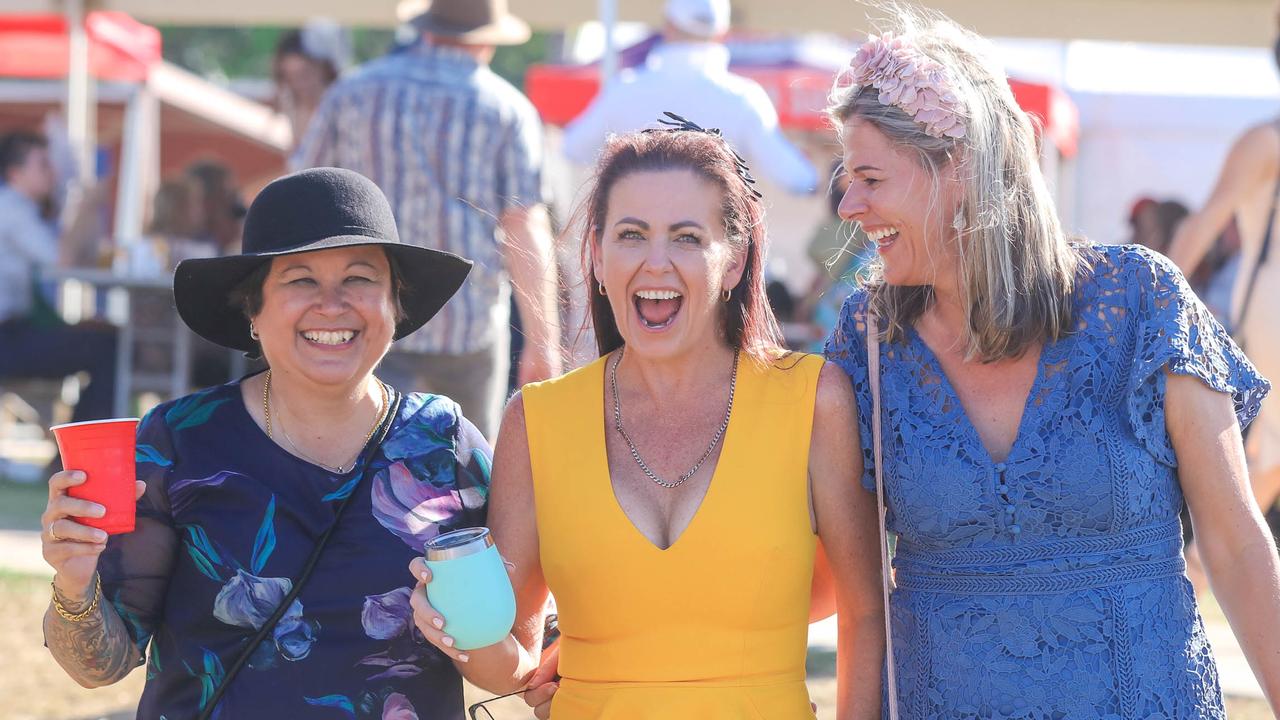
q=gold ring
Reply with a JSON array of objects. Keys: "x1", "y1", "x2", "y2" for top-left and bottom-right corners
[{"x1": 48, "y1": 521, "x2": 60, "y2": 542}]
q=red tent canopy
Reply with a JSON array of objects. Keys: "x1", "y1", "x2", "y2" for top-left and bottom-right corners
[
  {"x1": 1008, "y1": 77, "x2": 1079, "y2": 158},
  {"x1": 527, "y1": 59, "x2": 1079, "y2": 158},
  {"x1": 0, "y1": 12, "x2": 161, "y2": 82}
]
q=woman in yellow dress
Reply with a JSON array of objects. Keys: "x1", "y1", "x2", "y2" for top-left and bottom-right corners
[{"x1": 408, "y1": 118, "x2": 885, "y2": 718}]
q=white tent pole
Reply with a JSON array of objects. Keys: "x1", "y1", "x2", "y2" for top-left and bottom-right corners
[
  {"x1": 598, "y1": 0, "x2": 618, "y2": 83},
  {"x1": 114, "y1": 85, "x2": 158, "y2": 245},
  {"x1": 65, "y1": 0, "x2": 95, "y2": 184}
]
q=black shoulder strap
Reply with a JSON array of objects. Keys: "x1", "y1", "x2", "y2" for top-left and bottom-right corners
[
  {"x1": 197, "y1": 389, "x2": 401, "y2": 720},
  {"x1": 1235, "y1": 121, "x2": 1280, "y2": 338}
]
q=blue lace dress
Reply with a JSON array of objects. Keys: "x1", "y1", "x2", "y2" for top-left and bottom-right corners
[
  {"x1": 824, "y1": 245, "x2": 1269, "y2": 719},
  {"x1": 95, "y1": 378, "x2": 490, "y2": 719}
]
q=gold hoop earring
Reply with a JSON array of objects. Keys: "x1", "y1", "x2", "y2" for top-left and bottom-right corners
[
  {"x1": 722, "y1": 288, "x2": 732, "y2": 303},
  {"x1": 598, "y1": 284, "x2": 607, "y2": 297}
]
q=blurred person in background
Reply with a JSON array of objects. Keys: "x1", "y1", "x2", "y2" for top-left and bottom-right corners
[
  {"x1": 1127, "y1": 195, "x2": 1161, "y2": 250},
  {"x1": 1193, "y1": 218, "x2": 1244, "y2": 329},
  {"x1": 146, "y1": 178, "x2": 235, "y2": 389},
  {"x1": 795, "y1": 162, "x2": 873, "y2": 352},
  {"x1": 561, "y1": 0, "x2": 819, "y2": 196},
  {"x1": 1166, "y1": 25, "x2": 1280, "y2": 557},
  {"x1": 146, "y1": 178, "x2": 218, "y2": 271},
  {"x1": 295, "y1": 0, "x2": 561, "y2": 439},
  {"x1": 1150, "y1": 199, "x2": 1189, "y2": 256},
  {"x1": 274, "y1": 20, "x2": 351, "y2": 151},
  {"x1": 185, "y1": 160, "x2": 247, "y2": 256},
  {"x1": 0, "y1": 130, "x2": 116, "y2": 435}
]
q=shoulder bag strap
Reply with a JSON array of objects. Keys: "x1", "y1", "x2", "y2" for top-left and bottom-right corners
[
  {"x1": 866, "y1": 313, "x2": 900, "y2": 720},
  {"x1": 1234, "y1": 121, "x2": 1280, "y2": 340},
  {"x1": 196, "y1": 389, "x2": 402, "y2": 720}
]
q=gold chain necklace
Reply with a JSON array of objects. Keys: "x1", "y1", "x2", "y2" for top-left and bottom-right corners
[{"x1": 263, "y1": 369, "x2": 389, "y2": 474}]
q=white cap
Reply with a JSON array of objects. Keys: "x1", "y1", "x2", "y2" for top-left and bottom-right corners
[
  {"x1": 664, "y1": 0, "x2": 731, "y2": 38},
  {"x1": 299, "y1": 18, "x2": 352, "y2": 74}
]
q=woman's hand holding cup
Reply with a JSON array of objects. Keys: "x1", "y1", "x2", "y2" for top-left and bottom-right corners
[
  {"x1": 408, "y1": 526, "x2": 517, "y2": 668},
  {"x1": 41, "y1": 470, "x2": 146, "y2": 601},
  {"x1": 409, "y1": 556, "x2": 472, "y2": 664}
]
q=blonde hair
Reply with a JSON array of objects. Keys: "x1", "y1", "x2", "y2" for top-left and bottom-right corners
[{"x1": 829, "y1": 6, "x2": 1084, "y2": 361}]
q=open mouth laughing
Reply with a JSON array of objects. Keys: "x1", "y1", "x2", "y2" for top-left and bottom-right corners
[{"x1": 634, "y1": 289, "x2": 683, "y2": 330}]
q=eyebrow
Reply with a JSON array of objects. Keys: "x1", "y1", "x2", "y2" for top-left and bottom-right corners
[
  {"x1": 614, "y1": 218, "x2": 707, "y2": 232},
  {"x1": 851, "y1": 164, "x2": 883, "y2": 174},
  {"x1": 279, "y1": 260, "x2": 381, "y2": 273}
]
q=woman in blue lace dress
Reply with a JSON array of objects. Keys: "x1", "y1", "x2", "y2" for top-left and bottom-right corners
[
  {"x1": 823, "y1": 12, "x2": 1280, "y2": 718},
  {"x1": 39, "y1": 168, "x2": 488, "y2": 719}
]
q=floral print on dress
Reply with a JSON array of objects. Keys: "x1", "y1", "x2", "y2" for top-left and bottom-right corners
[
  {"x1": 358, "y1": 586, "x2": 444, "y2": 682},
  {"x1": 373, "y1": 394, "x2": 488, "y2": 550},
  {"x1": 381, "y1": 693, "x2": 420, "y2": 719},
  {"x1": 362, "y1": 587, "x2": 414, "y2": 641},
  {"x1": 97, "y1": 382, "x2": 491, "y2": 719}
]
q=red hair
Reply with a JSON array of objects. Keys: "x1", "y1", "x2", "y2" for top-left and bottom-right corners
[{"x1": 576, "y1": 129, "x2": 784, "y2": 362}]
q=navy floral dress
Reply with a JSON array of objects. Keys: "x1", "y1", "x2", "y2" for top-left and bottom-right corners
[
  {"x1": 825, "y1": 245, "x2": 1270, "y2": 719},
  {"x1": 98, "y1": 376, "x2": 490, "y2": 719}
]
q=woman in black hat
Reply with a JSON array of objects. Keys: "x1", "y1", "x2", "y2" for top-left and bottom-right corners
[{"x1": 39, "y1": 167, "x2": 488, "y2": 719}]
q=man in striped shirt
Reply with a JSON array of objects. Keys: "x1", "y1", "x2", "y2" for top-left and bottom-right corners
[{"x1": 294, "y1": 0, "x2": 561, "y2": 439}]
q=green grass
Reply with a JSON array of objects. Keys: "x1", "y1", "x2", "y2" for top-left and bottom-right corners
[
  {"x1": 0, "y1": 479, "x2": 48, "y2": 531},
  {"x1": 0, "y1": 569, "x2": 45, "y2": 587},
  {"x1": 806, "y1": 648, "x2": 837, "y2": 679}
]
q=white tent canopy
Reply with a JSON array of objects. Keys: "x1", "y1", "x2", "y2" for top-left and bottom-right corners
[{"x1": 3, "y1": 0, "x2": 1276, "y2": 47}]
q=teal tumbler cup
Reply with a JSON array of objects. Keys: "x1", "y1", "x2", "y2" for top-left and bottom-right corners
[{"x1": 424, "y1": 527, "x2": 517, "y2": 650}]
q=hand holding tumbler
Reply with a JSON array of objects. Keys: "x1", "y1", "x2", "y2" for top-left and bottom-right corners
[{"x1": 424, "y1": 527, "x2": 517, "y2": 650}]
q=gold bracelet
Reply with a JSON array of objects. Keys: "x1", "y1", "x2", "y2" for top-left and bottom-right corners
[{"x1": 52, "y1": 574, "x2": 101, "y2": 623}]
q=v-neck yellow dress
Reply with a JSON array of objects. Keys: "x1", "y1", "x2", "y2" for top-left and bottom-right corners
[{"x1": 522, "y1": 352, "x2": 824, "y2": 719}]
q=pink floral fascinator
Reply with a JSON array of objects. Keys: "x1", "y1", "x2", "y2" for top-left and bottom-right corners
[{"x1": 848, "y1": 32, "x2": 966, "y2": 139}]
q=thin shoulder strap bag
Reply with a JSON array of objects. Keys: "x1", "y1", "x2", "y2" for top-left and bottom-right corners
[{"x1": 867, "y1": 312, "x2": 900, "y2": 720}]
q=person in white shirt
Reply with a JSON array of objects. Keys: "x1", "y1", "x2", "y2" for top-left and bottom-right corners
[
  {"x1": 0, "y1": 131, "x2": 116, "y2": 436},
  {"x1": 561, "y1": 0, "x2": 819, "y2": 195}
]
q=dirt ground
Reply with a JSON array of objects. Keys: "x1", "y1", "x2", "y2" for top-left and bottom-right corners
[{"x1": 2, "y1": 571, "x2": 1272, "y2": 720}]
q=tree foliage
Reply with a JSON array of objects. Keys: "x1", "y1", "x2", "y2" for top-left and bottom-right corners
[{"x1": 159, "y1": 26, "x2": 550, "y2": 92}]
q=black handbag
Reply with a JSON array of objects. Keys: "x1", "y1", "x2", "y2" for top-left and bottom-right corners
[{"x1": 196, "y1": 390, "x2": 401, "y2": 720}]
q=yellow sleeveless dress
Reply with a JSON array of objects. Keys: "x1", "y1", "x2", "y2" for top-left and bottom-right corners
[{"x1": 522, "y1": 353, "x2": 824, "y2": 719}]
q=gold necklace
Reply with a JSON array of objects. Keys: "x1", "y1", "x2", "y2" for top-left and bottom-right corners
[{"x1": 263, "y1": 369, "x2": 389, "y2": 474}]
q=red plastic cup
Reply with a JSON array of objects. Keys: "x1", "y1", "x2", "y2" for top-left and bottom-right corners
[{"x1": 50, "y1": 418, "x2": 141, "y2": 535}]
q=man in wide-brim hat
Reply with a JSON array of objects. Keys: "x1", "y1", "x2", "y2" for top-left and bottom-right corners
[
  {"x1": 294, "y1": 0, "x2": 561, "y2": 441},
  {"x1": 401, "y1": 0, "x2": 531, "y2": 46}
]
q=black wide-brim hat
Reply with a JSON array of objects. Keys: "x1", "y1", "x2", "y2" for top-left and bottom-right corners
[{"x1": 175, "y1": 167, "x2": 471, "y2": 354}]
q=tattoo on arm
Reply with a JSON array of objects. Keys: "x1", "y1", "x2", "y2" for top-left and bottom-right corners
[{"x1": 43, "y1": 590, "x2": 143, "y2": 688}]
